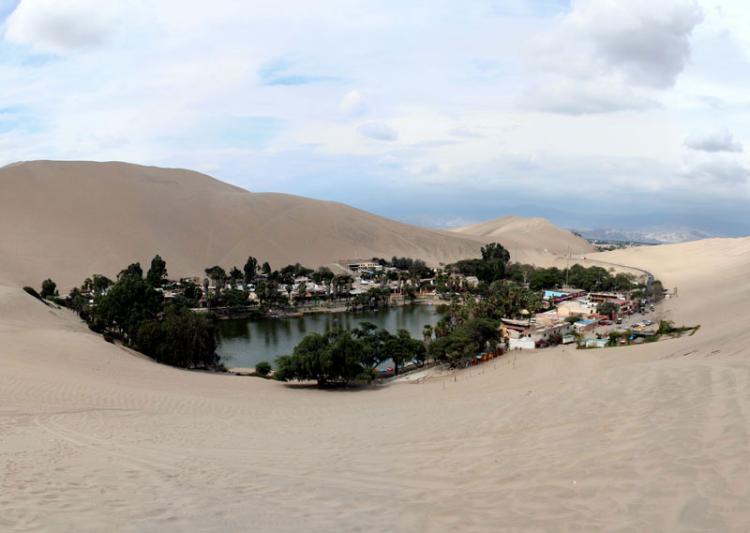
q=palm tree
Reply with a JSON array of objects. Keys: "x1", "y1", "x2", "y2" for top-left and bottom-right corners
[{"x1": 422, "y1": 324, "x2": 433, "y2": 346}]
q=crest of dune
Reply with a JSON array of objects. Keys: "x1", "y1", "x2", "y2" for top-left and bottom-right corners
[
  {"x1": 452, "y1": 215, "x2": 595, "y2": 260},
  {"x1": 0, "y1": 160, "x2": 488, "y2": 288}
]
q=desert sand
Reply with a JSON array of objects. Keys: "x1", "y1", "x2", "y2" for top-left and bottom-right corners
[
  {"x1": 0, "y1": 161, "x2": 599, "y2": 290},
  {"x1": 0, "y1": 161, "x2": 491, "y2": 289},
  {"x1": 452, "y1": 215, "x2": 595, "y2": 261},
  {"x1": 3, "y1": 229, "x2": 750, "y2": 531}
]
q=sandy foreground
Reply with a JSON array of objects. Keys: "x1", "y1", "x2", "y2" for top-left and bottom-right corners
[{"x1": 2, "y1": 238, "x2": 750, "y2": 532}]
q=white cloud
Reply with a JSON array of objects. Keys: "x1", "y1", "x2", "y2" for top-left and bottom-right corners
[
  {"x1": 525, "y1": 0, "x2": 703, "y2": 114},
  {"x1": 358, "y1": 122, "x2": 398, "y2": 141},
  {"x1": 4, "y1": 0, "x2": 125, "y2": 53},
  {"x1": 684, "y1": 159, "x2": 749, "y2": 183},
  {"x1": 685, "y1": 127, "x2": 743, "y2": 152},
  {"x1": 339, "y1": 90, "x2": 367, "y2": 117},
  {"x1": 519, "y1": 78, "x2": 660, "y2": 115},
  {"x1": 573, "y1": 0, "x2": 703, "y2": 89},
  {"x1": 0, "y1": 0, "x2": 749, "y2": 234}
]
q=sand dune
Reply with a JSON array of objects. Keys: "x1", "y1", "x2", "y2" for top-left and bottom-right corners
[
  {"x1": 2, "y1": 233, "x2": 750, "y2": 531},
  {"x1": 0, "y1": 160, "x2": 489, "y2": 289},
  {"x1": 452, "y1": 215, "x2": 594, "y2": 261}
]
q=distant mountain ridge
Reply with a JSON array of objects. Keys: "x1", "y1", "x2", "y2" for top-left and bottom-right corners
[{"x1": 577, "y1": 227, "x2": 718, "y2": 244}]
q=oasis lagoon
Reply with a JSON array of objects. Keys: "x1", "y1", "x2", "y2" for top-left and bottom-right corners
[{"x1": 217, "y1": 305, "x2": 440, "y2": 369}]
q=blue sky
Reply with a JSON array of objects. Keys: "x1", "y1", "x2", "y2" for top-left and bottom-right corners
[{"x1": 2, "y1": 0, "x2": 750, "y2": 235}]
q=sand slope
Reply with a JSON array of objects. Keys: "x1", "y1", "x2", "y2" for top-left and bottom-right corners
[
  {"x1": 0, "y1": 160, "x2": 488, "y2": 288},
  {"x1": 452, "y1": 215, "x2": 594, "y2": 260},
  {"x1": 2, "y1": 236, "x2": 750, "y2": 531}
]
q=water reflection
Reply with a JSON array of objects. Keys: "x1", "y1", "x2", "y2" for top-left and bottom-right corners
[{"x1": 217, "y1": 305, "x2": 439, "y2": 368}]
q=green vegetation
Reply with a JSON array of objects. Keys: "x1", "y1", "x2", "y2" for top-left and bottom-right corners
[
  {"x1": 656, "y1": 320, "x2": 700, "y2": 337},
  {"x1": 146, "y1": 255, "x2": 167, "y2": 288},
  {"x1": 428, "y1": 317, "x2": 500, "y2": 367},
  {"x1": 204, "y1": 265, "x2": 227, "y2": 291},
  {"x1": 373, "y1": 256, "x2": 434, "y2": 278},
  {"x1": 449, "y1": 243, "x2": 510, "y2": 283},
  {"x1": 23, "y1": 286, "x2": 43, "y2": 300},
  {"x1": 350, "y1": 287, "x2": 391, "y2": 311},
  {"x1": 254, "y1": 361, "x2": 272, "y2": 377},
  {"x1": 521, "y1": 264, "x2": 636, "y2": 292},
  {"x1": 41, "y1": 238, "x2": 670, "y2": 377},
  {"x1": 274, "y1": 323, "x2": 425, "y2": 387},
  {"x1": 590, "y1": 320, "x2": 701, "y2": 350},
  {"x1": 243, "y1": 256, "x2": 258, "y2": 283},
  {"x1": 41, "y1": 278, "x2": 58, "y2": 299},
  {"x1": 597, "y1": 301, "x2": 620, "y2": 318},
  {"x1": 135, "y1": 307, "x2": 218, "y2": 368},
  {"x1": 66, "y1": 256, "x2": 221, "y2": 370}
]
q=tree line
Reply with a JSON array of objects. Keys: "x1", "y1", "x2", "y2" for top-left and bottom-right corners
[
  {"x1": 274, "y1": 323, "x2": 426, "y2": 387},
  {"x1": 50, "y1": 256, "x2": 220, "y2": 369}
]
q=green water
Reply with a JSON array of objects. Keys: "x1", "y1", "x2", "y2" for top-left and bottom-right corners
[{"x1": 217, "y1": 305, "x2": 440, "y2": 368}]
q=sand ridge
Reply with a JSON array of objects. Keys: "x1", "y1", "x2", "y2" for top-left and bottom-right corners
[
  {"x1": 452, "y1": 214, "x2": 594, "y2": 258},
  {"x1": 0, "y1": 160, "x2": 487, "y2": 289}
]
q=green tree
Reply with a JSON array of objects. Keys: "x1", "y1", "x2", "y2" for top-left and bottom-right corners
[
  {"x1": 385, "y1": 329, "x2": 426, "y2": 375},
  {"x1": 597, "y1": 301, "x2": 620, "y2": 319},
  {"x1": 229, "y1": 267, "x2": 243, "y2": 284},
  {"x1": 274, "y1": 326, "x2": 421, "y2": 386},
  {"x1": 528, "y1": 267, "x2": 564, "y2": 291},
  {"x1": 255, "y1": 361, "x2": 272, "y2": 376},
  {"x1": 481, "y1": 242, "x2": 510, "y2": 262},
  {"x1": 650, "y1": 280, "x2": 666, "y2": 302},
  {"x1": 422, "y1": 324, "x2": 433, "y2": 346},
  {"x1": 243, "y1": 256, "x2": 258, "y2": 283},
  {"x1": 333, "y1": 275, "x2": 353, "y2": 298},
  {"x1": 204, "y1": 266, "x2": 227, "y2": 290},
  {"x1": 181, "y1": 280, "x2": 203, "y2": 307},
  {"x1": 67, "y1": 287, "x2": 86, "y2": 314},
  {"x1": 146, "y1": 255, "x2": 168, "y2": 287},
  {"x1": 40, "y1": 278, "x2": 58, "y2": 299},
  {"x1": 93, "y1": 274, "x2": 163, "y2": 338},
  {"x1": 312, "y1": 267, "x2": 334, "y2": 284},
  {"x1": 297, "y1": 281, "x2": 308, "y2": 301},
  {"x1": 118, "y1": 263, "x2": 143, "y2": 280},
  {"x1": 135, "y1": 307, "x2": 218, "y2": 368},
  {"x1": 427, "y1": 317, "x2": 499, "y2": 367},
  {"x1": 222, "y1": 288, "x2": 248, "y2": 308},
  {"x1": 83, "y1": 274, "x2": 113, "y2": 294}
]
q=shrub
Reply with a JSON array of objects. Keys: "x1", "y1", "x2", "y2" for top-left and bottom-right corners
[
  {"x1": 41, "y1": 279, "x2": 58, "y2": 299},
  {"x1": 255, "y1": 361, "x2": 272, "y2": 376},
  {"x1": 23, "y1": 286, "x2": 42, "y2": 300}
]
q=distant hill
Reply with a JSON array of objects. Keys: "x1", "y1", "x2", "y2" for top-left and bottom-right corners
[
  {"x1": 0, "y1": 161, "x2": 488, "y2": 288},
  {"x1": 451, "y1": 215, "x2": 595, "y2": 259},
  {"x1": 577, "y1": 227, "x2": 717, "y2": 244}
]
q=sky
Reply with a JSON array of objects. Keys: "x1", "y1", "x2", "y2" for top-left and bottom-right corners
[{"x1": 1, "y1": 0, "x2": 750, "y2": 235}]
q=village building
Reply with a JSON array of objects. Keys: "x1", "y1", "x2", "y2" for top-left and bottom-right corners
[
  {"x1": 573, "y1": 319, "x2": 597, "y2": 334},
  {"x1": 543, "y1": 289, "x2": 587, "y2": 304},
  {"x1": 556, "y1": 299, "x2": 595, "y2": 319},
  {"x1": 502, "y1": 316, "x2": 572, "y2": 350},
  {"x1": 339, "y1": 259, "x2": 383, "y2": 273}
]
